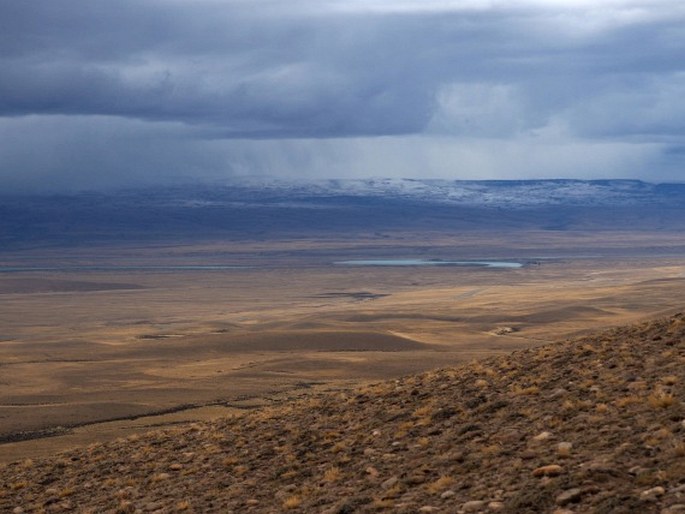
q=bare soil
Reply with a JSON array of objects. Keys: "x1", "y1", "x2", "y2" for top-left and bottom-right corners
[{"x1": 1, "y1": 231, "x2": 685, "y2": 464}]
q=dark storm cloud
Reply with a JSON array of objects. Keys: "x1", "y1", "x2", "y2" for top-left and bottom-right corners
[
  {"x1": 0, "y1": 0, "x2": 440, "y2": 136},
  {"x1": 0, "y1": 0, "x2": 684, "y2": 188}
]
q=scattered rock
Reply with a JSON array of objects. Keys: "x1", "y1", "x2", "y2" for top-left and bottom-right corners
[
  {"x1": 405, "y1": 474, "x2": 427, "y2": 485},
  {"x1": 557, "y1": 442, "x2": 573, "y2": 457},
  {"x1": 628, "y1": 465, "x2": 647, "y2": 476},
  {"x1": 662, "y1": 505, "x2": 685, "y2": 514},
  {"x1": 641, "y1": 486, "x2": 666, "y2": 500},
  {"x1": 382, "y1": 477, "x2": 399, "y2": 489},
  {"x1": 532, "y1": 464, "x2": 563, "y2": 477},
  {"x1": 365, "y1": 466, "x2": 379, "y2": 477},
  {"x1": 462, "y1": 500, "x2": 486, "y2": 512},
  {"x1": 533, "y1": 431, "x2": 552, "y2": 441},
  {"x1": 556, "y1": 488, "x2": 582, "y2": 506},
  {"x1": 3, "y1": 314, "x2": 685, "y2": 514},
  {"x1": 549, "y1": 388, "x2": 568, "y2": 399},
  {"x1": 520, "y1": 449, "x2": 537, "y2": 460}
]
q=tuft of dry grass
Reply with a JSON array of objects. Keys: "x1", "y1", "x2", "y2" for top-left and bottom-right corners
[
  {"x1": 322, "y1": 466, "x2": 342, "y2": 482},
  {"x1": 427, "y1": 475, "x2": 455, "y2": 493},
  {"x1": 614, "y1": 395, "x2": 642, "y2": 408},
  {"x1": 372, "y1": 498, "x2": 395, "y2": 509},
  {"x1": 511, "y1": 385, "x2": 540, "y2": 396},
  {"x1": 10, "y1": 481, "x2": 27, "y2": 491},
  {"x1": 176, "y1": 500, "x2": 191, "y2": 511},
  {"x1": 648, "y1": 391, "x2": 678, "y2": 409},
  {"x1": 282, "y1": 495, "x2": 302, "y2": 510}
]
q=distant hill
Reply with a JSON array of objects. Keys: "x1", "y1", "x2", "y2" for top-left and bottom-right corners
[
  {"x1": 2, "y1": 179, "x2": 685, "y2": 248},
  {"x1": 2, "y1": 313, "x2": 684, "y2": 513}
]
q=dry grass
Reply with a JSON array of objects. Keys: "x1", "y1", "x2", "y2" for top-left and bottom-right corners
[
  {"x1": 648, "y1": 391, "x2": 678, "y2": 409},
  {"x1": 2, "y1": 311, "x2": 685, "y2": 514},
  {"x1": 282, "y1": 496, "x2": 302, "y2": 509},
  {"x1": 322, "y1": 466, "x2": 342, "y2": 482},
  {"x1": 511, "y1": 385, "x2": 540, "y2": 396},
  {"x1": 427, "y1": 475, "x2": 456, "y2": 493}
]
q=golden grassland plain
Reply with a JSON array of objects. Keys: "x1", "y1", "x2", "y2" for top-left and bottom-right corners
[{"x1": 1, "y1": 229, "x2": 685, "y2": 462}]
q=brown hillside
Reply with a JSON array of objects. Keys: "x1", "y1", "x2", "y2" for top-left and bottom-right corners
[{"x1": 2, "y1": 314, "x2": 685, "y2": 513}]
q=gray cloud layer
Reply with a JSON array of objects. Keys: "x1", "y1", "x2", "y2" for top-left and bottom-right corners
[{"x1": 1, "y1": 0, "x2": 684, "y2": 190}]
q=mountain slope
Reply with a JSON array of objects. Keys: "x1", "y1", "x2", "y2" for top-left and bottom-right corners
[{"x1": 2, "y1": 314, "x2": 685, "y2": 513}]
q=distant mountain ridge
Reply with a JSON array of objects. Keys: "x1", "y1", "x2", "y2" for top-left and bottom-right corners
[
  {"x1": 2, "y1": 179, "x2": 685, "y2": 247},
  {"x1": 209, "y1": 178, "x2": 685, "y2": 207}
]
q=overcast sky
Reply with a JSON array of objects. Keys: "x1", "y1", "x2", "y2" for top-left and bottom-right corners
[{"x1": 1, "y1": 0, "x2": 684, "y2": 191}]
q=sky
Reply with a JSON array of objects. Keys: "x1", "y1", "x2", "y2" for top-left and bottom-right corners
[{"x1": 1, "y1": 0, "x2": 684, "y2": 191}]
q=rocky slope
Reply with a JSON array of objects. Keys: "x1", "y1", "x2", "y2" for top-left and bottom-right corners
[{"x1": 2, "y1": 314, "x2": 685, "y2": 513}]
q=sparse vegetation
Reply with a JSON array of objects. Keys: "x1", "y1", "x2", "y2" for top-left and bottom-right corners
[
  {"x1": 282, "y1": 495, "x2": 302, "y2": 509},
  {"x1": 1, "y1": 313, "x2": 684, "y2": 513}
]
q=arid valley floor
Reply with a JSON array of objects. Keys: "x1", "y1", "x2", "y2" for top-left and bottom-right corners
[{"x1": 2, "y1": 230, "x2": 685, "y2": 466}]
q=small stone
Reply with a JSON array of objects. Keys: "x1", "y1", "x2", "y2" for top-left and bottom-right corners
[
  {"x1": 246, "y1": 499, "x2": 259, "y2": 506},
  {"x1": 419, "y1": 506, "x2": 439, "y2": 513},
  {"x1": 556, "y1": 488, "x2": 582, "y2": 506},
  {"x1": 662, "y1": 505, "x2": 685, "y2": 513},
  {"x1": 499, "y1": 430, "x2": 522, "y2": 444},
  {"x1": 533, "y1": 431, "x2": 552, "y2": 441},
  {"x1": 533, "y1": 464, "x2": 563, "y2": 477},
  {"x1": 365, "y1": 466, "x2": 379, "y2": 477},
  {"x1": 372, "y1": 429, "x2": 381, "y2": 436},
  {"x1": 579, "y1": 460, "x2": 615, "y2": 473},
  {"x1": 170, "y1": 463, "x2": 183, "y2": 471},
  {"x1": 154, "y1": 473, "x2": 170, "y2": 481},
  {"x1": 557, "y1": 442, "x2": 573, "y2": 457},
  {"x1": 382, "y1": 477, "x2": 399, "y2": 489},
  {"x1": 552, "y1": 510, "x2": 575, "y2": 514},
  {"x1": 550, "y1": 388, "x2": 568, "y2": 398},
  {"x1": 406, "y1": 474, "x2": 427, "y2": 485},
  {"x1": 12, "y1": 508, "x2": 24, "y2": 514},
  {"x1": 628, "y1": 466, "x2": 646, "y2": 476},
  {"x1": 440, "y1": 490, "x2": 455, "y2": 499},
  {"x1": 462, "y1": 500, "x2": 486, "y2": 512},
  {"x1": 520, "y1": 449, "x2": 537, "y2": 460},
  {"x1": 488, "y1": 501, "x2": 505, "y2": 511},
  {"x1": 275, "y1": 485, "x2": 297, "y2": 500},
  {"x1": 641, "y1": 486, "x2": 666, "y2": 500}
]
